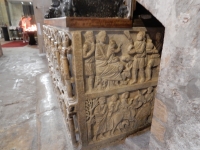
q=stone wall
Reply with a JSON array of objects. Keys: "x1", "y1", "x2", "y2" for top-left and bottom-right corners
[
  {"x1": 32, "y1": 0, "x2": 51, "y2": 53},
  {"x1": 137, "y1": 0, "x2": 200, "y2": 149},
  {"x1": 8, "y1": 2, "x2": 23, "y2": 26},
  {"x1": 0, "y1": 0, "x2": 9, "y2": 25}
]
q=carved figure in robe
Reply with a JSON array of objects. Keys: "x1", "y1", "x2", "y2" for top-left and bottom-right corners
[
  {"x1": 52, "y1": 29, "x2": 60, "y2": 69},
  {"x1": 60, "y1": 32, "x2": 70, "y2": 81},
  {"x1": 128, "y1": 31, "x2": 146, "y2": 84},
  {"x1": 83, "y1": 31, "x2": 95, "y2": 92},
  {"x1": 120, "y1": 92, "x2": 131, "y2": 120},
  {"x1": 95, "y1": 31, "x2": 124, "y2": 88},
  {"x1": 56, "y1": 31, "x2": 62, "y2": 72},
  {"x1": 146, "y1": 39, "x2": 161, "y2": 81},
  {"x1": 102, "y1": 94, "x2": 119, "y2": 135},
  {"x1": 93, "y1": 97, "x2": 108, "y2": 141},
  {"x1": 130, "y1": 89, "x2": 146, "y2": 125},
  {"x1": 60, "y1": 32, "x2": 73, "y2": 97},
  {"x1": 135, "y1": 88, "x2": 154, "y2": 127},
  {"x1": 108, "y1": 93, "x2": 132, "y2": 134},
  {"x1": 47, "y1": 29, "x2": 52, "y2": 56},
  {"x1": 50, "y1": 28, "x2": 56, "y2": 62},
  {"x1": 106, "y1": 100, "x2": 115, "y2": 135}
]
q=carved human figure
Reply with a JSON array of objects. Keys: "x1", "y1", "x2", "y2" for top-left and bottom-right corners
[
  {"x1": 46, "y1": 28, "x2": 52, "y2": 59},
  {"x1": 60, "y1": 32, "x2": 73, "y2": 97},
  {"x1": 107, "y1": 39, "x2": 122, "y2": 64},
  {"x1": 120, "y1": 92, "x2": 131, "y2": 120},
  {"x1": 135, "y1": 88, "x2": 154, "y2": 127},
  {"x1": 107, "y1": 94, "x2": 128, "y2": 134},
  {"x1": 110, "y1": 94, "x2": 120, "y2": 113},
  {"x1": 145, "y1": 39, "x2": 161, "y2": 81},
  {"x1": 95, "y1": 31, "x2": 124, "y2": 88},
  {"x1": 93, "y1": 97, "x2": 108, "y2": 141},
  {"x1": 128, "y1": 31, "x2": 146, "y2": 84},
  {"x1": 53, "y1": 29, "x2": 59, "y2": 69},
  {"x1": 133, "y1": 87, "x2": 154, "y2": 128},
  {"x1": 106, "y1": 100, "x2": 115, "y2": 135},
  {"x1": 50, "y1": 28, "x2": 55, "y2": 62},
  {"x1": 60, "y1": 32, "x2": 70, "y2": 81},
  {"x1": 107, "y1": 93, "x2": 135, "y2": 134},
  {"x1": 83, "y1": 31, "x2": 95, "y2": 92},
  {"x1": 56, "y1": 31, "x2": 63, "y2": 71},
  {"x1": 130, "y1": 89, "x2": 146, "y2": 124}
]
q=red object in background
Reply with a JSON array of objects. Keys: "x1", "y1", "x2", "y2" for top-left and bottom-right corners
[{"x1": 1, "y1": 41, "x2": 28, "y2": 48}]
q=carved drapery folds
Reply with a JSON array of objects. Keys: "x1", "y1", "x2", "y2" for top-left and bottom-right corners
[
  {"x1": 83, "y1": 30, "x2": 163, "y2": 92},
  {"x1": 44, "y1": 25, "x2": 74, "y2": 99},
  {"x1": 85, "y1": 87, "x2": 155, "y2": 142},
  {"x1": 43, "y1": 25, "x2": 78, "y2": 147},
  {"x1": 83, "y1": 30, "x2": 163, "y2": 144},
  {"x1": 43, "y1": 26, "x2": 163, "y2": 149}
]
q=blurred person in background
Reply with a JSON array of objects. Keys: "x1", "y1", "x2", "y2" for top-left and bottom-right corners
[{"x1": 19, "y1": 16, "x2": 32, "y2": 43}]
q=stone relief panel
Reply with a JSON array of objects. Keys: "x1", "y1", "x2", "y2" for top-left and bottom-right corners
[
  {"x1": 43, "y1": 25, "x2": 79, "y2": 147},
  {"x1": 83, "y1": 31, "x2": 96, "y2": 92},
  {"x1": 85, "y1": 86, "x2": 156, "y2": 142},
  {"x1": 43, "y1": 26, "x2": 164, "y2": 148},
  {"x1": 43, "y1": 25, "x2": 75, "y2": 99},
  {"x1": 82, "y1": 31, "x2": 163, "y2": 93}
]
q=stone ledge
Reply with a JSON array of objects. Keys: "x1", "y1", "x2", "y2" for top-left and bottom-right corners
[{"x1": 85, "y1": 80, "x2": 158, "y2": 99}]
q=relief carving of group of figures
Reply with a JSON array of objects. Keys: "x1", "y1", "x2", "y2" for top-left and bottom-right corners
[
  {"x1": 43, "y1": 26, "x2": 74, "y2": 98},
  {"x1": 83, "y1": 31, "x2": 163, "y2": 92},
  {"x1": 86, "y1": 87, "x2": 155, "y2": 141}
]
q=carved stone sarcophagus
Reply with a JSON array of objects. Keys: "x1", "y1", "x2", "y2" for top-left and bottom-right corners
[{"x1": 43, "y1": 21, "x2": 163, "y2": 149}]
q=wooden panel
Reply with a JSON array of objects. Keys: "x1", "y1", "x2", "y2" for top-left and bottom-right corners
[
  {"x1": 44, "y1": 17, "x2": 133, "y2": 28},
  {"x1": 66, "y1": 17, "x2": 132, "y2": 28}
]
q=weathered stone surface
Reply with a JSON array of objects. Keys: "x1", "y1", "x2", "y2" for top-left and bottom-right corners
[
  {"x1": 153, "y1": 98, "x2": 168, "y2": 123},
  {"x1": 137, "y1": 0, "x2": 200, "y2": 149},
  {"x1": 151, "y1": 118, "x2": 165, "y2": 142},
  {"x1": 43, "y1": 25, "x2": 164, "y2": 149}
]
